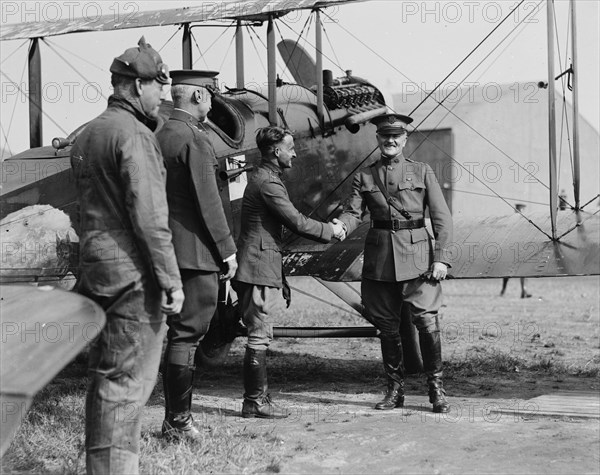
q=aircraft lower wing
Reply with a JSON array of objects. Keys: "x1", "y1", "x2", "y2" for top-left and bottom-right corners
[
  {"x1": 0, "y1": 285, "x2": 105, "y2": 457},
  {"x1": 283, "y1": 210, "x2": 600, "y2": 280}
]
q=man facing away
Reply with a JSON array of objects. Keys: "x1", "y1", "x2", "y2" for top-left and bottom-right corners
[
  {"x1": 334, "y1": 113, "x2": 453, "y2": 413},
  {"x1": 156, "y1": 70, "x2": 237, "y2": 440},
  {"x1": 232, "y1": 126, "x2": 345, "y2": 418},
  {"x1": 70, "y1": 37, "x2": 184, "y2": 474}
]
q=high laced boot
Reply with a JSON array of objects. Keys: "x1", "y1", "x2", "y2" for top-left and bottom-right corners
[
  {"x1": 241, "y1": 348, "x2": 289, "y2": 419},
  {"x1": 419, "y1": 331, "x2": 450, "y2": 413},
  {"x1": 375, "y1": 335, "x2": 405, "y2": 410},
  {"x1": 162, "y1": 363, "x2": 203, "y2": 441}
]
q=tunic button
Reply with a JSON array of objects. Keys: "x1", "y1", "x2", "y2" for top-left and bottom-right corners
[{"x1": 387, "y1": 165, "x2": 393, "y2": 171}]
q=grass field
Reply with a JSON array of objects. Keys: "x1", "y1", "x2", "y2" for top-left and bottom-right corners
[{"x1": 1, "y1": 276, "x2": 598, "y2": 474}]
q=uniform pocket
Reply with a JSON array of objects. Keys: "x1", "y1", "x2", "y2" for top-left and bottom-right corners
[
  {"x1": 260, "y1": 237, "x2": 280, "y2": 252},
  {"x1": 360, "y1": 184, "x2": 380, "y2": 193},
  {"x1": 398, "y1": 178, "x2": 426, "y2": 191},
  {"x1": 410, "y1": 227, "x2": 429, "y2": 243}
]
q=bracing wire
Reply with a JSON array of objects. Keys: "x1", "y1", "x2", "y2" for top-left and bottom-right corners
[
  {"x1": 0, "y1": 121, "x2": 13, "y2": 158},
  {"x1": 192, "y1": 21, "x2": 236, "y2": 69},
  {"x1": 190, "y1": 28, "x2": 211, "y2": 70},
  {"x1": 317, "y1": 2, "x2": 554, "y2": 239},
  {"x1": 157, "y1": 24, "x2": 183, "y2": 53},
  {"x1": 277, "y1": 13, "x2": 314, "y2": 82},
  {"x1": 553, "y1": 3, "x2": 575, "y2": 197},
  {"x1": 0, "y1": 70, "x2": 69, "y2": 136},
  {"x1": 320, "y1": 13, "x2": 343, "y2": 73},
  {"x1": 0, "y1": 40, "x2": 28, "y2": 65},
  {"x1": 44, "y1": 38, "x2": 106, "y2": 72},
  {"x1": 246, "y1": 25, "x2": 268, "y2": 77},
  {"x1": 410, "y1": 3, "x2": 550, "y2": 190},
  {"x1": 410, "y1": 0, "x2": 527, "y2": 116},
  {"x1": 217, "y1": 29, "x2": 237, "y2": 74},
  {"x1": 42, "y1": 38, "x2": 108, "y2": 101}
]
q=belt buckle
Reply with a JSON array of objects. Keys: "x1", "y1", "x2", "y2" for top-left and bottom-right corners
[{"x1": 392, "y1": 219, "x2": 400, "y2": 231}]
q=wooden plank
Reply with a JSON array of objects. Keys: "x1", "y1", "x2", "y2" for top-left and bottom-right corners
[{"x1": 492, "y1": 391, "x2": 600, "y2": 419}]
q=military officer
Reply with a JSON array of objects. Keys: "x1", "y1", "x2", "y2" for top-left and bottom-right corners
[
  {"x1": 233, "y1": 126, "x2": 345, "y2": 419},
  {"x1": 157, "y1": 70, "x2": 237, "y2": 440},
  {"x1": 334, "y1": 113, "x2": 453, "y2": 413}
]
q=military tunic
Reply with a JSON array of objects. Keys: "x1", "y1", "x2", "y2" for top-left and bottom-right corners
[
  {"x1": 233, "y1": 161, "x2": 333, "y2": 349},
  {"x1": 338, "y1": 153, "x2": 453, "y2": 335},
  {"x1": 339, "y1": 154, "x2": 453, "y2": 281},
  {"x1": 157, "y1": 108, "x2": 237, "y2": 366}
]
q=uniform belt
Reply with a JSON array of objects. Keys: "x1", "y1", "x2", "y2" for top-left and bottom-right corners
[{"x1": 371, "y1": 218, "x2": 425, "y2": 231}]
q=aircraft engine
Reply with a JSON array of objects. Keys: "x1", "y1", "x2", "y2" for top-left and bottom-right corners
[{"x1": 322, "y1": 71, "x2": 384, "y2": 110}]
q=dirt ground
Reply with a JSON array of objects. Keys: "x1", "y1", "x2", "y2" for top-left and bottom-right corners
[{"x1": 141, "y1": 276, "x2": 600, "y2": 474}]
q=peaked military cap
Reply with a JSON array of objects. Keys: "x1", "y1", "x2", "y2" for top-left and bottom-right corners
[
  {"x1": 110, "y1": 36, "x2": 170, "y2": 84},
  {"x1": 170, "y1": 70, "x2": 219, "y2": 92},
  {"x1": 371, "y1": 113, "x2": 413, "y2": 134}
]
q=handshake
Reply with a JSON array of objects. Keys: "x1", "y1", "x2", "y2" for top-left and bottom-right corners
[{"x1": 329, "y1": 218, "x2": 347, "y2": 241}]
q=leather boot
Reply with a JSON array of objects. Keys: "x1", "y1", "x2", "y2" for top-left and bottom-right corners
[
  {"x1": 375, "y1": 335, "x2": 405, "y2": 410},
  {"x1": 241, "y1": 348, "x2": 289, "y2": 419},
  {"x1": 419, "y1": 331, "x2": 450, "y2": 413},
  {"x1": 162, "y1": 363, "x2": 203, "y2": 441}
]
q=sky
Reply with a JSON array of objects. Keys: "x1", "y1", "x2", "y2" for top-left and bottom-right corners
[{"x1": 1, "y1": 0, "x2": 598, "y2": 158}]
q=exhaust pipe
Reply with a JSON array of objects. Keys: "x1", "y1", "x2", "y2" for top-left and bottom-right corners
[{"x1": 219, "y1": 165, "x2": 254, "y2": 181}]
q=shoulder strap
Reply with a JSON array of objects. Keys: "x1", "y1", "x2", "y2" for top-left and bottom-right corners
[{"x1": 370, "y1": 163, "x2": 412, "y2": 220}]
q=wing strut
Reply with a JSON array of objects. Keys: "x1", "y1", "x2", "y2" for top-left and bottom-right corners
[
  {"x1": 546, "y1": 0, "x2": 558, "y2": 238},
  {"x1": 267, "y1": 15, "x2": 277, "y2": 125},
  {"x1": 235, "y1": 20, "x2": 245, "y2": 88},
  {"x1": 315, "y1": 9, "x2": 324, "y2": 129},
  {"x1": 570, "y1": 0, "x2": 581, "y2": 209},
  {"x1": 28, "y1": 38, "x2": 42, "y2": 148},
  {"x1": 182, "y1": 23, "x2": 192, "y2": 69}
]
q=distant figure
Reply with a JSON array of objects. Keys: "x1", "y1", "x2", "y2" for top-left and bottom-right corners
[
  {"x1": 501, "y1": 203, "x2": 533, "y2": 299},
  {"x1": 558, "y1": 189, "x2": 568, "y2": 210},
  {"x1": 500, "y1": 277, "x2": 532, "y2": 299}
]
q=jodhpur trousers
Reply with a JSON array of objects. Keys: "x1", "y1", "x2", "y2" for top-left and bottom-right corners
[
  {"x1": 232, "y1": 282, "x2": 278, "y2": 350},
  {"x1": 164, "y1": 269, "x2": 219, "y2": 366},
  {"x1": 361, "y1": 276, "x2": 443, "y2": 337}
]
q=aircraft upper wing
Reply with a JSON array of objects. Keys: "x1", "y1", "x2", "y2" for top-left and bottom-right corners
[
  {"x1": 283, "y1": 210, "x2": 600, "y2": 280},
  {"x1": 0, "y1": 0, "x2": 366, "y2": 41}
]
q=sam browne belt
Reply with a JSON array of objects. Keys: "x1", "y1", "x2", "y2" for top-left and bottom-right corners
[{"x1": 371, "y1": 218, "x2": 425, "y2": 231}]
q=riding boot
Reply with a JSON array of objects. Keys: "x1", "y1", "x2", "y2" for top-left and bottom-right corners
[
  {"x1": 419, "y1": 331, "x2": 450, "y2": 413},
  {"x1": 162, "y1": 363, "x2": 202, "y2": 441},
  {"x1": 241, "y1": 348, "x2": 289, "y2": 419},
  {"x1": 374, "y1": 335, "x2": 405, "y2": 410}
]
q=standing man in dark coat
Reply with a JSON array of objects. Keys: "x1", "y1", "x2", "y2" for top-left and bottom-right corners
[
  {"x1": 233, "y1": 126, "x2": 345, "y2": 418},
  {"x1": 71, "y1": 37, "x2": 184, "y2": 474},
  {"x1": 334, "y1": 114, "x2": 453, "y2": 413},
  {"x1": 157, "y1": 70, "x2": 237, "y2": 440}
]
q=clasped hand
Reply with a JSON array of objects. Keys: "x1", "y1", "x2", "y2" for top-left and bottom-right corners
[{"x1": 330, "y1": 218, "x2": 347, "y2": 241}]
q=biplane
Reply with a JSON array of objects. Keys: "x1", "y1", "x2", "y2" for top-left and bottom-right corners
[{"x1": 0, "y1": 0, "x2": 599, "y2": 456}]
